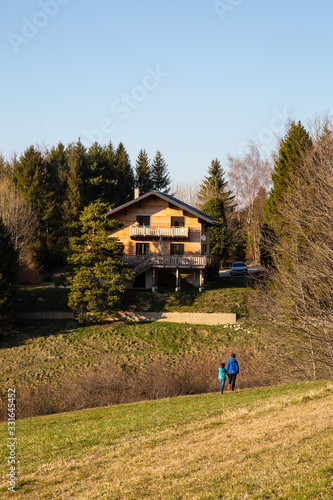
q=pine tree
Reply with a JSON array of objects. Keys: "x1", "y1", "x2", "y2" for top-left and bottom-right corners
[
  {"x1": 0, "y1": 154, "x2": 10, "y2": 179},
  {"x1": 86, "y1": 142, "x2": 104, "y2": 203},
  {"x1": 135, "y1": 149, "x2": 152, "y2": 195},
  {"x1": 64, "y1": 140, "x2": 88, "y2": 223},
  {"x1": 151, "y1": 150, "x2": 171, "y2": 192},
  {"x1": 198, "y1": 158, "x2": 233, "y2": 205},
  {"x1": 0, "y1": 218, "x2": 19, "y2": 335},
  {"x1": 261, "y1": 121, "x2": 313, "y2": 266},
  {"x1": 13, "y1": 146, "x2": 60, "y2": 269},
  {"x1": 101, "y1": 141, "x2": 118, "y2": 203},
  {"x1": 114, "y1": 142, "x2": 135, "y2": 205},
  {"x1": 68, "y1": 201, "x2": 133, "y2": 322},
  {"x1": 199, "y1": 158, "x2": 237, "y2": 260},
  {"x1": 45, "y1": 143, "x2": 70, "y2": 266},
  {"x1": 201, "y1": 197, "x2": 227, "y2": 259},
  {"x1": 264, "y1": 121, "x2": 313, "y2": 226}
]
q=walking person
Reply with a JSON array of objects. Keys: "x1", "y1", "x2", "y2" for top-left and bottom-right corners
[
  {"x1": 226, "y1": 353, "x2": 239, "y2": 391},
  {"x1": 218, "y1": 362, "x2": 227, "y2": 394}
]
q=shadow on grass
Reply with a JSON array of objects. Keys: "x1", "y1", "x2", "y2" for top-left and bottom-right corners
[
  {"x1": 121, "y1": 288, "x2": 200, "y2": 312},
  {"x1": 16, "y1": 286, "x2": 71, "y2": 313},
  {"x1": 0, "y1": 320, "x2": 79, "y2": 350}
]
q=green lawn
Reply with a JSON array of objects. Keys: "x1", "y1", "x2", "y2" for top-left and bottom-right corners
[
  {"x1": 0, "y1": 380, "x2": 332, "y2": 499},
  {"x1": 16, "y1": 278, "x2": 253, "y2": 316}
]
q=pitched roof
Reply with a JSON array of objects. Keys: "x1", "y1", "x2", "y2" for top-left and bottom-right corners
[{"x1": 107, "y1": 190, "x2": 221, "y2": 226}]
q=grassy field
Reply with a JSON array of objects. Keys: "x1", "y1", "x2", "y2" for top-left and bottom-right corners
[
  {"x1": 4, "y1": 279, "x2": 256, "y2": 394},
  {"x1": 0, "y1": 319, "x2": 256, "y2": 389},
  {"x1": 17, "y1": 277, "x2": 253, "y2": 315},
  {"x1": 0, "y1": 380, "x2": 332, "y2": 499}
]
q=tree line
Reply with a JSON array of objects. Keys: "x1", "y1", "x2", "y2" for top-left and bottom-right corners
[{"x1": 0, "y1": 141, "x2": 171, "y2": 272}]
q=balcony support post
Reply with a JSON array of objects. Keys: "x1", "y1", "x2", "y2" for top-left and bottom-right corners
[
  {"x1": 152, "y1": 267, "x2": 157, "y2": 292},
  {"x1": 199, "y1": 269, "x2": 204, "y2": 292},
  {"x1": 175, "y1": 268, "x2": 181, "y2": 292}
]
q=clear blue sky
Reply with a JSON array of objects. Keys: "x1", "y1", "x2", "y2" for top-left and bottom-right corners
[{"x1": 1, "y1": 0, "x2": 332, "y2": 182}]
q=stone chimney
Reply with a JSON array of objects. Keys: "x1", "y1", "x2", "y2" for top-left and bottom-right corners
[{"x1": 134, "y1": 187, "x2": 140, "y2": 199}]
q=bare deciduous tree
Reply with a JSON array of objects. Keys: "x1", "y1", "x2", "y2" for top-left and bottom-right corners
[
  {"x1": 0, "y1": 177, "x2": 38, "y2": 267},
  {"x1": 227, "y1": 141, "x2": 272, "y2": 262},
  {"x1": 227, "y1": 141, "x2": 272, "y2": 214},
  {"x1": 171, "y1": 180, "x2": 201, "y2": 208}
]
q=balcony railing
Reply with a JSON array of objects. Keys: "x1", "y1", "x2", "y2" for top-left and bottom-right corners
[
  {"x1": 130, "y1": 226, "x2": 189, "y2": 238},
  {"x1": 122, "y1": 254, "x2": 218, "y2": 270}
]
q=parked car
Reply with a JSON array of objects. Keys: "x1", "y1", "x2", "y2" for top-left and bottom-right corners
[{"x1": 230, "y1": 261, "x2": 249, "y2": 276}]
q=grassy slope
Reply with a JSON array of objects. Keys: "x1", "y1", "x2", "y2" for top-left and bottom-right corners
[
  {"x1": 0, "y1": 380, "x2": 332, "y2": 499},
  {"x1": 3, "y1": 281, "x2": 254, "y2": 390},
  {"x1": 17, "y1": 278, "x2": 253, "y2": 314},
  {"x1": 0, "y1": 320, "x2": 254, "y2": 389}
]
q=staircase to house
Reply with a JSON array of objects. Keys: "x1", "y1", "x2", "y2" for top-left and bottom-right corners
[{"x1": 132, "y1": 257, "x2": 151, "y2": 276}]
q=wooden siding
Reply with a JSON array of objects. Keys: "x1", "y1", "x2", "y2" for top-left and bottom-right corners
[{"x1": 109, "y1": 196, "x2": 210, "y2": 256}]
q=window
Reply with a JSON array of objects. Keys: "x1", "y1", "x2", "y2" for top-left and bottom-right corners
[
  {"x1": 170, "y1": 244, "x2": 184, "y2": 255},
  {"x1": 136, "y1": 243, "x2": 150, "y2": 255},
  {"x1": 136, "y1": 215, "x2": 150, "y2": 226},
  {"x1": 171, "y1": 216, "x2": 185, "y2": 227}
]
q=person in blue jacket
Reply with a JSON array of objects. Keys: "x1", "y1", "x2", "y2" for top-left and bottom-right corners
[
  {"x1": 218, "y1": 362, "x2": 227, "y2": 394},
  {"x1": 226, "y1": 353, "x2": 239, "y2": 391}
]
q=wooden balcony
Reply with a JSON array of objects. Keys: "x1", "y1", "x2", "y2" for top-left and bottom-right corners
[
  {"x1": 122, "y1": 254, "x2": 218, "y2": 272},
  {"x1": 130, "y1": 225, "x2": 189, "y2": 238}
]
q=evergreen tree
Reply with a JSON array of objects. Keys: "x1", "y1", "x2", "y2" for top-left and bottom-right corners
[
  {"x1": 199, "y1": 159, "x2": 237, "y2": 260},
  {"x1": 151, "y1": 150, "x2": 171, "y2": 192},
  {"x1": 114, "y1": 142, "x2": 135, "y2": 205},
  {"x1": 264, "y1": 121, "x2": 313, "y2": 226},
  {"x1": 84, "y1": 142, "x2": 116, "y2": 205},
  {"x1": 13, "y1": 146, "x2": 59, "y2": 269},
  {"x1": 261, "y1": 121, "x2": 313, "y2": 266},
  {"x1": 201, "y1": 197, "x2": 227, "y2": 259},
  {"x1": 64, "y1": 140, "x2": 88, "y2": 223},
  {"x1": 0, "y1": 218, "x2": 19, "y2": 335},
  {"x1": 46, "y1": 143, "x2": 70, "y2": 266},
  {"x1": 101, "y1": 141, "x2": 118, "y2": 203},
  {"x1": 0, "y1": 154, "x2": 10, "y2": 179},
  {"x1": 68, "y1": 201, "x2": 133, "y2": 322},
  {"x1": 198, "y1": 158, "x2": 233, "y2": 205},
  {"x1": 135, "y1": 149, "x2": 153, "y2": 195},
  {"x1": 86, "y1": 142, "x2": 105, "y2": 203}
]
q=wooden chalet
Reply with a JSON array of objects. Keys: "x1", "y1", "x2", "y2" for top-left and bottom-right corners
[{"x1": 107, "y1": 189, "x2": 221, "y2": 290}]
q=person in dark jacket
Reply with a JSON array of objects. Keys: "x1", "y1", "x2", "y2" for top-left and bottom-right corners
[{"x1": 226, "y1": 353, "x2": 239, "y2": 391}]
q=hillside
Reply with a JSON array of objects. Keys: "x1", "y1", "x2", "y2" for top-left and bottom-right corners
[
  {"x1": 0, "y1": 380, "x2": 332, "y2": 499},
  {"x1": 0, "y1": 317, "x2": 263, "y2": 419},
  {"x1": 16, "y1": 277, "x2": 253, "y2": 315},
  {"x1": 1, "y1": 280, "x2": 267, "y2": 419}
]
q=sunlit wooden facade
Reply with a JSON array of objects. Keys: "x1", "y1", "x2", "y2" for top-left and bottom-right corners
[{"x1": 107, "y1": 190, "x2": 221, "y2": 290}]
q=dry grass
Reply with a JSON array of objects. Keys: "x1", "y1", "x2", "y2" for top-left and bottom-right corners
[
  {"x1": 0, "y1": 380, "x2": 332, "y2": 499},
  {"x1": 1, "y1": 320, "x2": 279, "y2": 420}
]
